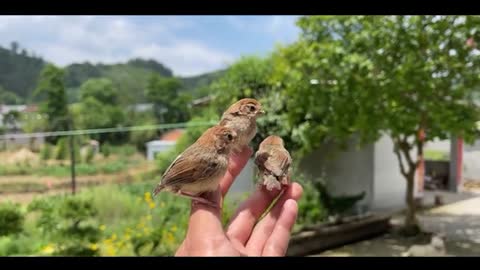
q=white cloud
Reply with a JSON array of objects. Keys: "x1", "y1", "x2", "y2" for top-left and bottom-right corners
[
  {"x1": 265, "y1": 16, "x2": 301, "y2": 43},
  {"x1": 133, "y1": 41, "x2": 234, "y2": 76},
  {"x1": 0, "y1": 16, "x2": 234, "y2": 76}
]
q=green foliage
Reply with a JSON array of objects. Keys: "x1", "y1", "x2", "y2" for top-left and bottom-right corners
[
  {"x1": 34, "y1": 64, "x2": 70, "y2": 144},
  {"x1": 0, "y1": 202, "x2": 24, "y2": 236},
  {"x1": 40, "y1": 143, "x2": 53, "y2": 160},
  {"x1": 0, "y1": 43, "x2": 222, "y2": 105},
  {"x1": 74, "y1": 78, "x2": 127, "y2": 144},
  {"x1": 101, "y1": 142, "x2": 111, "y2": 157},
  {"x1": 27, "y1": 196, "x2": 101, "y2": 256},
  {"x1": 295, "y1": 175, "x2": 329, "y2": 230},
  {"x1": 424, "y1": 149, "x2": 450, "y2": 161},
  {"x1": 127, "y1": 111, "x2": 159, "y2": 152},
  {"x1": 205, "y1": 56, "x2": 296, "y2": 153},
  {"x1": 54, "y1": 137, "x2": 68, "y2": 160},
  {"x1": 0, "y1": 86, "x2": 23, "y2": 104},
  {"x1": 145, "y1": 74, "x2": 192, "y2": 124},
  {"x1": 270, "y1": 16, "x2": 480, "y2": 229},
  {"x1": 0, "y1": 43, "x2": 46, "y2": 100},
  {"x1": 179, "y1": 69, "x2": 226, "y2": 96},
  {"x1": 1, "y1": 110, "x2": 21, "y2": 130},
  {"x1": 84, "y1": 146, "x2": 96, "y2": 164}
]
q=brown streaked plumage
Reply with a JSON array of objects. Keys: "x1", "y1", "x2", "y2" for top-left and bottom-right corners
[
  {"x1": 152, "y1": 125, "x2": 237, "y2": 207},
  {"x1": 254, "y1": 135, "x2": 292, "y2": 191},
  {"x1": 219, "y1": 98, "x2": 264, "y2": 154}
]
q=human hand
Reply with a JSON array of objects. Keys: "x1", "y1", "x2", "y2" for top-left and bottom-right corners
[{"x1": 175, "y1": 146, "x2": 303, "y2": 256}]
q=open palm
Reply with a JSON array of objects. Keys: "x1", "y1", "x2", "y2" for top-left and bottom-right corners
[{"x1": 175, "y1": 147, "x2": 303, "y2": 256}]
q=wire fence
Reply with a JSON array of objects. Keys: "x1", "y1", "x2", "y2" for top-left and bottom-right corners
[
  {"x1": 0, "y1": 120, "x2": 217, "y2": 195},
  {"x1": 0, "y1": 121, "x2": 217, "y2": 140}
]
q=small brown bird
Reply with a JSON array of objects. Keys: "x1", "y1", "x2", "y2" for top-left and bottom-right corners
[
  {"x1": 152, "y1": 125, "x2": 238, "y2": 208},
  {"x1": 254, "y1": 135, "x2": 292, "y2": 191},
  {"x1": 219, "y1": 98, "x2": 264, "y2": 154}
]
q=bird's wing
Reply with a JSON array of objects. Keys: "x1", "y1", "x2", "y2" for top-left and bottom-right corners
[
  {"x1": 262, "y1": 148, "x2": 291, "y2": 177},
  {"x1": 160, "y1": 151, "x2": 219, "y2": 188}
]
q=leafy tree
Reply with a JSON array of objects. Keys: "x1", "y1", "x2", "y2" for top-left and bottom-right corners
[
  {"x1": 0, "y1": 86, "x2": 23, "y2": 104},
  {"x1": 206, "y1": 56, "x2": 295, "y2": 151},
  {"x1": 75, "y1": 78, "x2": 126, "y2": 144},
  {"x1": 34, "y1": 64, "x2": 70, "y2": 144},
  {"x1": 0, "y1": 44, "x2": 45, "y2": 100},
  {"x1": 2, "y1": 110, "x2": 21, "y2": 131},
  {"x1": 145, "y1": 75, "x2": 191, "y2": 125},
  {"x1": 277, "y1": 15, "x2": 480, "y2": 233}
]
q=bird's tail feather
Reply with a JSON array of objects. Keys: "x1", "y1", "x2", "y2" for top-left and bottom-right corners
[{"x1": 152, "y1": 184, "x2": 165, "y2": 197}]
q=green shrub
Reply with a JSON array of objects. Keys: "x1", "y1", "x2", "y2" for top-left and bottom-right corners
[
  {"x1": 84, "y1": 146, "x2": 96, "y2": 164},
  {"x1": 294, "y1": 174, "x2": 329, "y2": 230},
  {"x1": 40, "y1": 144, "x2": 53, "y2": 160},
  {"x1": 54, "y1": 138, "x2": 68, "y2": 160},
  {"x1": 99, "y1": 159, "x2": 127, "y2": 174},
  {"x1": 101, "y1": 142, "x2": 111, "y2": 157},
  {"x1": 0, "y1": 202, "x2": 25, "y2": 236}
]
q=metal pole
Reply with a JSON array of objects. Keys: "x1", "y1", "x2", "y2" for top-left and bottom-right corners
[{"x1": 69, "y1": 134, "x2": 76, "y2": 195}]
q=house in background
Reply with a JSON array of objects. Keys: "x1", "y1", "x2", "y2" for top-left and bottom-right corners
[{"x1": 145, "y1": 129, "x2": 184, "y2": 160}]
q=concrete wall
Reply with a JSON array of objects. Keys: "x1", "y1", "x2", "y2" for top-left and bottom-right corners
[
  {"x1": 299, "y1": 136, "x2": 374, "y2": 212},
  {"x1": 372, "y1": 135, "x2": 407, "y2": 212},
  {"x1": 229, "y1": 158, "x2": 256, "y2": 196}
]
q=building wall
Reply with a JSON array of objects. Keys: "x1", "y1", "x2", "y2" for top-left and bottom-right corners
[
  {"x1": 229, "y1": 158, "x2": 257, "y2": 197},
  {"x1": 372, "y1": 135, "x2": 407, "y2": 212},
  {"x1": 299, "y1": 136, "x2": 374, "y2": 212}
]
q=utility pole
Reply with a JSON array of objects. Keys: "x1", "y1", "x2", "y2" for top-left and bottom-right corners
[{"x1": 69, "y1": 121, "x2": 76, "y2": 195}]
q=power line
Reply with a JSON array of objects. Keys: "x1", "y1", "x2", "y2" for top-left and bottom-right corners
[{"x1": 0, "y1": 121, "x2": 217, "y2": 140}]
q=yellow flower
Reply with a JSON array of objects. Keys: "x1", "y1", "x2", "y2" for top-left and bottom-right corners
[
  {"x1": 148, "y1": 202, "x2": 156, "y2": 209},
  {"x1": 111, "y1": 234, "x2": 117, "y2": 240},
  {"x1": 146, "y1": 215, "x2": 152, "y2": 221},
  {"x1": 99, "y1": 224, "x2": 106, "y2": 231},
  {"x1": 41, "y1": 244, "x2": 55, "y2": 254},
  {"x1": 106, "y1": 246, "x2": 116, "y2": 256},
  {"x1": 89, "y1": 243, "x2": 98, "y2": 251},
  {"x1": 166, "y1": 232, "x2": 175, "y2": 244},
  {"x1": 171, "y1": 226, "x2": 177, "y2": 232}
]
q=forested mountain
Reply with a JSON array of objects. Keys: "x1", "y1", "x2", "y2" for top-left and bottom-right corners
[{"x1": 0, "y1": 42, "x2": 222, "y2": 104}]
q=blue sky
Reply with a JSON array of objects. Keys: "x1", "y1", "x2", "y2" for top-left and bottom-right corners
[{"x1": 0, "y1": 16, "x2": 301, "y2": 76}]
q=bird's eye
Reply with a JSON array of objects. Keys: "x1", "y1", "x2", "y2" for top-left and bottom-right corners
[
  {"x1": 227, "y1": 134, "x2": 233, "y2": 141},
  {"x1": 249, "y1": 105, "x2": 256, "y2": 112}
]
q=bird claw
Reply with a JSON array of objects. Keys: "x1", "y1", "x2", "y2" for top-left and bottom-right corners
[{"x1": 176, "y1": 191, "x2": 220, "y2": 209}]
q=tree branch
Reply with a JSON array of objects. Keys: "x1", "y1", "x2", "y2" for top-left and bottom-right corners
[
  {"x1": 393, "y1": 137, "x2": 408, "y2": 178},
  {"x1": 398, "y1": 137, "x2": 415, "y2": 169}
]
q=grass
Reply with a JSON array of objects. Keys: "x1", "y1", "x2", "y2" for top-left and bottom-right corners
[
  {"x1": 424, "y1": 150, "x2": 449, "y2": 161},
  {"x1": 0, "y1": 157, "x2": 141, "y2": 178}
]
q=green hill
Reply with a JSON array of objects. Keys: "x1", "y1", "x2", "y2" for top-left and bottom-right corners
[{"x1": 0, "y1": 42, "x2": 222, "y2": 104}]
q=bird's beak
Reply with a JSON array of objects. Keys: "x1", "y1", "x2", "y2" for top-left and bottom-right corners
[{"x1": 258, "y1": 109, "x2": 265, "y2": 115}]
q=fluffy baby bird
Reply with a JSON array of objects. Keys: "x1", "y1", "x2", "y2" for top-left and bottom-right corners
[
  {"x1": 254, "y1": 135, "x2": 292, "y2": 191},
  {"x1": 219, "y1": 98, "x2": 264, "y2": 154},
  {"x1": 152, "y1": 125, "x2": 237, "y2": 208}
]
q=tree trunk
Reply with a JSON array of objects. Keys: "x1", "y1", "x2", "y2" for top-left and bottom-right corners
[{"x1": 404, "y1": 171, "x2": 420, "y2": 234}]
